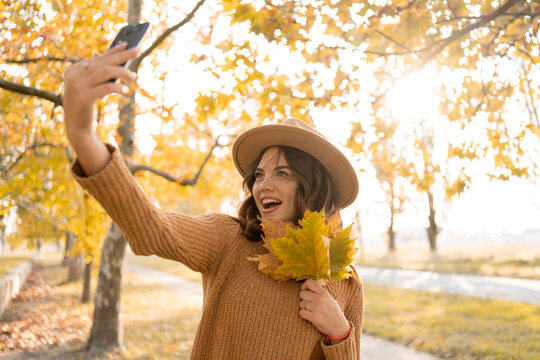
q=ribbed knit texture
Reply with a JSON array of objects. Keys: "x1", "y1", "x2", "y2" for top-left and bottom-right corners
[{"x1": 72, "y1": 144, "x2": 364, "y2": 359}]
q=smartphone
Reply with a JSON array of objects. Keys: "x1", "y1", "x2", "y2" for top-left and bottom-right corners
[{"x1": 107, "y1": 22, "x2": 149, "y2": 81}]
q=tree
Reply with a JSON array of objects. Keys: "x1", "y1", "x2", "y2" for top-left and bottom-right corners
[
  {"x1": 1, "y1": 0, "x2": 218, "y2": 353},
  {"x1": 348, "y1": 115, "x2": 410, "y2": 252},
  {"x1": 407, "y1": 118, "x2": 472, "y2": 253}
]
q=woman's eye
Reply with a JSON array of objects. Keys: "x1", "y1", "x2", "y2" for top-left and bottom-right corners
[
  {"x1": 254, "y1": 172, "x2": 264, "y2": 180},
  {"x1": 277, "y1": 170, "x2": 290, "y2": 178}
]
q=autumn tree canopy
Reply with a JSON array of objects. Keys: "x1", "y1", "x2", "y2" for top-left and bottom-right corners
[{"x1": 2, "y1": 0, "x2": 539, "y2": 253}]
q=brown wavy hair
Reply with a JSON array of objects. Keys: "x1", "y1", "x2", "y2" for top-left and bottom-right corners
[{"x1": 236, "y1": 146, "x2": 339, "y2": 242}]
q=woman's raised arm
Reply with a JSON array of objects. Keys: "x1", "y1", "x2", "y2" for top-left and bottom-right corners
[{"x1": 63, "y1": 43, "x2": 138, "y2": 175}]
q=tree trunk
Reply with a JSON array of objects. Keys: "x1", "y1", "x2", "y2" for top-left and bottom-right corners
[
  {"x1": 82, "y1": 256, "x2": 93, "y2": 303},
  {"x1": 0, "y1": 231, "x2": 5, "y2": 255},
  {"x1": 387, "y1": 183, "x2": 396, "y2": 252},
  {"x1": 353, "y1": 210, "x2": 364, "y2": 259},
  {"x1": 426, "y1": 190, "x2": 439, "y2": 252},
  {"x1": 63, "y1": 230, "x2": 75, "y2": 266},
  {"x1": 85, "y1": 0, "x2": 140, "y2": 353},
  {"x1": 68, "y1": 251, "x2": 85, "y2": 282},
  {"x1": 86, "y1": 223, "x2": 126, "y2": 354},
  {"x1": 387, "y1": 223, "x2": 396, "y2": 252}
]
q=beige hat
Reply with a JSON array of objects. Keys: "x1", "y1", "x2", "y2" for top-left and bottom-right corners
[{"x1": 232, "y1": 118, "x2": 358, "y2": 209}]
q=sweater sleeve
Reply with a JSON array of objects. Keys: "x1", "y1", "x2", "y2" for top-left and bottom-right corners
[
  {"x1": 321, "y1": 277, "x2": 364, "y2": 359},
  {"x1": 71, "y1": 144, "x2": 238, "y2": 275}
]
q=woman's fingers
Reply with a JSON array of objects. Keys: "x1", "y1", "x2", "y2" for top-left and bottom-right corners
[
  {"x1": 301, "y1": 279, "x2": 325, "y2": 293},
  {"x1": 85, "y1": 81, "x2": 130, "y2": 103},
  {"x1": 79, "y1": 48, "x2": 137, "y2": 77},
  {"x1": 298, "y1": 279, "x2": 350, "y2": 338},
  {"x1": 299, "y1": 289, "x2": 317, "y2": 301},
  {"x1": 85, "y1": 65, "x2": 137, "y2": 87}
]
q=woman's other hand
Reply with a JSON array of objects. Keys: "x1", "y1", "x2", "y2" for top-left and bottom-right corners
[{"x1": 299, "y1": 279, "x2": 350, "y2": 343}]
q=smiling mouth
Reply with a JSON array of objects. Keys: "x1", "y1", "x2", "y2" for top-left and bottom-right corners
[{"x1": 262, "y1": 199, "x2": 282, "y2": 210}]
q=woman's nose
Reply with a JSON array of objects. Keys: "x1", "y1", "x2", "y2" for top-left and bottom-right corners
[{"x1": 260, "y1": 174, "x2": 275, "y2": 190}]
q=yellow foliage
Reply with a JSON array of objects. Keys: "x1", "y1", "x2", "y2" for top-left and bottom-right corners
[{"x1": 249, "y1": 211, "x2": 357, "y2": 283}]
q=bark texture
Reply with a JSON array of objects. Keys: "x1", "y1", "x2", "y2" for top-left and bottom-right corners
[
  {"x1": 82, "y1": 257, "x2": 93, "y2": 303},
  {"x1": 86, "y1": 223, "x2": 126, "y2": 353}
]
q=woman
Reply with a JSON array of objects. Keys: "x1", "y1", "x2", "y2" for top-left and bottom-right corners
[{"x1": 64, "y1": 43, "x2": 363, "y2": 359}]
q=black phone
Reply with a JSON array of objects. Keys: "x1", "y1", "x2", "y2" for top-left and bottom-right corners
[
  {"x1": 107, "y1": 22, "x2": 149, "y2": 81},
  {"x1": 108, "y1": 22, "x2": 149, "y2": 51}
]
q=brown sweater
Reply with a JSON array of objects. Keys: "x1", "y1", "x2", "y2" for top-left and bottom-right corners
[{"x1": 72, "y1": 145, "x2": 363, "y2": 359}]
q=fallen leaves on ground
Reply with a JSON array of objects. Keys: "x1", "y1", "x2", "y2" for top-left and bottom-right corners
[{"x1": 0, "y1": 262, "x2": 91, "y2": 352}]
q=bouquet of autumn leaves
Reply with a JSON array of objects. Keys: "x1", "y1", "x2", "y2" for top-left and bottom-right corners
[{"x1": 248, "y1": 210, "x2": 358, "y2": 284}]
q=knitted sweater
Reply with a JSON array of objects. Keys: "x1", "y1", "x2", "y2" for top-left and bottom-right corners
[{"x1": 72, "y1": 145, "x2": 364, "y2": 360}]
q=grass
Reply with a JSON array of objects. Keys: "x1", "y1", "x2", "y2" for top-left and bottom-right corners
[
  {"x1": 126, "y1": 253, "x2": 202, "y2": 283},
  {"x1": 0, "y1": 254, "x2": 33, "y2": 277},
  {"x1": 363, "y1": 283, "x2": 540, "y2": 359}
]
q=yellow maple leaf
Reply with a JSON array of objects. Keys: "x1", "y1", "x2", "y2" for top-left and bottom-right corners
[
  {"x1": 272, "y1": 211, "x2": 331, "y2": 281},
  {"x1": 249, "y1": 211, "x2": 357, "y2": 283},
  {"x1": 247, "y1": 218, "x2": 294, "y2": 282}
]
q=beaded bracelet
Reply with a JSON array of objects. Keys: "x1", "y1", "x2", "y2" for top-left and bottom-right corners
[{"x1": 324, "y1": 321, "x2": 353, "y2": 341}]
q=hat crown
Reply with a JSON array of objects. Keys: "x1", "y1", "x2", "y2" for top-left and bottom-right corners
[{"x1": 281, "y1": 118, "x2": 325, "y2": 138}]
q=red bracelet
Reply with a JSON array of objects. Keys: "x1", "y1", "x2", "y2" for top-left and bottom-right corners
[{"x1": 324, "y1": 322, "x2": 353, "y2": 341}]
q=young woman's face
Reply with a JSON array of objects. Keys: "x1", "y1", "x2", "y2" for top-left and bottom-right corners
[{"x1": 252, "y1": 147, "x2": 299, "y2": 222}]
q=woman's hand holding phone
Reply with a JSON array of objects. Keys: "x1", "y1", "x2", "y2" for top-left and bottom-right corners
[{"x1": 63, "y1": 43, "x2": 138, "y2": 176}]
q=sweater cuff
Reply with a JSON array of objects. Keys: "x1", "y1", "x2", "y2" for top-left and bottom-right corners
[
  {"x1": 321, "y1": 325, "x2": 358, "y2": 359},
  {"x1": 70, "y1": 143, "x2": 133, "y2": 201},
  {"x1": 71, "y1": 143, "x2": 117, "y2": 179}
]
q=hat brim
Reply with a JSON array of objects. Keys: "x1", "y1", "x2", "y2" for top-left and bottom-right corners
[{"x1": 232, "y1": 123, "x2": 358, "y2": 209}]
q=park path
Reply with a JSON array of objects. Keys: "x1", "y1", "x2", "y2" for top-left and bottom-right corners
[
  {"x1": 126, "y1": 263, "x2": 438, "y2": 360},
  {"x1": 354, "y1": 266, "x2": 540, "y2": 305}
]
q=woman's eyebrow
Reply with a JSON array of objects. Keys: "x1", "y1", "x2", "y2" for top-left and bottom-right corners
[
  {"x1": 256, "y1": 165, "x2": 292, "y2": 172},
  {"x1": 274, "y1": 166, "x2": 292, "y2": 171}
]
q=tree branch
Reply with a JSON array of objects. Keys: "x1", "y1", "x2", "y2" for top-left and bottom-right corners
[
  {"x1": 9, "y1": 195, "x2": 68, "y2": 231},
  {"x1": 130, "y1": 0, "x2": 207, "y2": 71},
  {"x1": 128, "y1": 136, "x2": 222, "y2": 186},
  {"x1": 3, "y1": 142, "x2": 65, "y2": 174},
  {"x1": 521, "y1": 62, "x2": 540, "y2": 128},
  {"x1": 0, "y1": 77, "x2": 63, "y2": 106},
  {"x1": 422, "y1": 0, "x2": 522, "y2": 65},
  {"x1": 5, "y1": 56, "x2": 81, "y2": 64},
  {"x1": 436, "y1": 11, "x2": 540, "y2": 24},
  {"x1": 374, "y1": 30, "x2": 415, "y2": 54},
  {"x1": 371, "y1": 0, "x2": 523, "y2": 107}
]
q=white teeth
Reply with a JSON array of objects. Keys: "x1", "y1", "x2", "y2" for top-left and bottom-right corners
[
  {"x1": 261, "y1": 198, "x2": 282, "y2": 209},
  {"x1": 262, "y1": 198, "x2": 281, "y2": 204}
]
